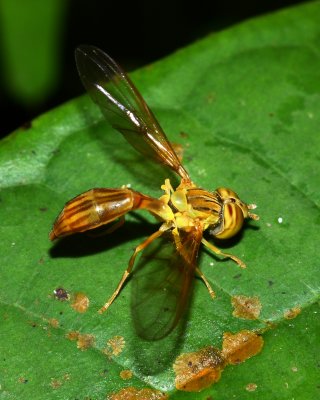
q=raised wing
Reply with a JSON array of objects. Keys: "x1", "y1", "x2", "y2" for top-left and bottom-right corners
[
  {"x1": 131, "y1": 226, "x2": 203, "y2": 340},
  {"x1": 75, "y1": 45, "x2": 190, "y2": 181}
]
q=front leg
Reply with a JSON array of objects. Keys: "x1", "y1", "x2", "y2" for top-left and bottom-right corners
[
  {"x1": 202, "y1": 238, "x2": 246, "y2": 268},
  {"x1": 159, "y1": 178, "x2": 174, "y2": 205},
  {"x1": 195, "y1": 267, "x2": 216, "y2": 299}
]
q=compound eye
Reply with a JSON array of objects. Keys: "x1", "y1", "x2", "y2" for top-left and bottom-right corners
[{"x1": 215, "y1": 202, "x2": 244, "y2": 239}]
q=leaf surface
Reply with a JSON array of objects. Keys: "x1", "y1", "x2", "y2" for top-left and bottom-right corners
[{"x1": 1, "y1": 2, "x2": 319, "y2": 399}]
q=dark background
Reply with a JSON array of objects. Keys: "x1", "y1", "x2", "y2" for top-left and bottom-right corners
[{"x1": 0, "y1": 0, "x2": 307, "y2": 140}]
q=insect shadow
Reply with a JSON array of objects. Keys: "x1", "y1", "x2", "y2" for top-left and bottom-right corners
[
  {"x1": 128, "y1": 308, "x2": 190, "y2": 376},
  {"x1": 49, "y1": 213, "x2": 155, "y2": 259},
  {"x1": 128, "y1": 233, "x2": 199, "y2": 374}
]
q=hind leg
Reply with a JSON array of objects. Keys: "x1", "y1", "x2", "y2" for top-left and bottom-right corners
[{"x1": 98, "y1": 229, "x2": 164, "y2": 314}]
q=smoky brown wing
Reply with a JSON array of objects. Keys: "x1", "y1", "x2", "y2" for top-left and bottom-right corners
[
  {"x1": 131, "y1": 226, "x2": 203, "y2": 340},
  {"x1": 75, "y1": 45, "x2": 189, "y2": 180}
]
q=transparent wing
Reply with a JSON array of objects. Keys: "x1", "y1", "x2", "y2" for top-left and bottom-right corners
[
  {"x1": 75, "y1": 45, "x2": 189, "y2": 180},
  {"x1": 131, "y1": 226, "x2": 203, "y2": 340}
]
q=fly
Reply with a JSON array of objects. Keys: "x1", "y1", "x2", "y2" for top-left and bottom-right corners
[{"x1": 50, "y1": 46, "x2": 259, "y2": 340}]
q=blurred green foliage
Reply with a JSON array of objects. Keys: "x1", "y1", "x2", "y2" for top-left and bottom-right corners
[
  {"x1": 0, "y1": 0, "x2": 67, "y2": 105},
  {"x1": 0, "y1": 0, "x2": 308, "y2": 138}
]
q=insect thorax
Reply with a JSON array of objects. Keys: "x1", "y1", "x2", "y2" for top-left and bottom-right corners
[
  {"x1": 158, "y1": 179, "x2": 255, "y2": 240},
  {"x1": 161, "y1": 180, "x2": 223, "y2": 232}
]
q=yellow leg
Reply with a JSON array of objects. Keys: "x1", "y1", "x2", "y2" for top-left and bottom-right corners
[
  {"x1": 88, "y1": 217, "x2": 125, "y2": 237},
  {"x1": 98, "y1": 229, "x2": 164, "y2": 314},
  {"x1": 103, "y1": 216, "x2": 125, "y2": 234},
  {"x1": 202, "y1": 238, "x2": 246, "y2": 269},
  {"x1": 195, "y1": 267, "x2": 216, "y2": 299}
]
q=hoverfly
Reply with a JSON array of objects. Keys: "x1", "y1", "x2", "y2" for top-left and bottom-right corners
[{"x1": 50, "y1": 46, "x2": 259, "y2": 340}]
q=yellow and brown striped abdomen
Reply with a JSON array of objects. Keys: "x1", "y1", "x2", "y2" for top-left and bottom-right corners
[{"x1": 50, "y1": 188, "x2": 153, "y2": 240}]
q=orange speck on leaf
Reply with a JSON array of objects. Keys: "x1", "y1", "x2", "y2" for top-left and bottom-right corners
[
  {"x1": 284, "y1": 306, "x2": 301, "y2": 320},
  {"x1": 103, "y1": 336, "x2": 126, "y2": 357},
  {"x1": 173, "y1": 346, "x2": 226, "y2": 392},
  {"x1": 222, "y1": 330, "x2": 264, "y2": 365},
  {"x1": 66, "y1": 331, "x2": 95, "y2": 351},
  {"x1": 109, "y1": 387, "x2": 168, "y2": 400},
  {"x1": 120, "y1": 370, "x2": 133, "y2": 380},
  {"x1": 246, "y1": 383, "x2": 258, "y2": 392},
  {"x1": 231, "y1": 295, "x2": 262, "y2": 320},
  {"x1": 71, "y1": 292, "x2": 89, "y2": 313}
]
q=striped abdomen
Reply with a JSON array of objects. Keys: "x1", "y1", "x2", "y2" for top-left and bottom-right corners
[{"x1": 50, "y1": 188, "x2": 169, "y2": 240}]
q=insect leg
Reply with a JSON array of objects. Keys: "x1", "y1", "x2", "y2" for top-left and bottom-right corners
[
  {"x1": 87, "y1": 216, "x2": 126, "y2": 237},
  {"x1": 201, "y1": 238, "x2": 246, "y2": 268},
  {"x1": 99, "y1": 216, "x2": 125, "y2": 234},
  {"x1": 195, "y1": 267, "x2": 216, "y2": 299},
  {"x1": 98, "y1": 228, "x2": 165, "y2": 314}
]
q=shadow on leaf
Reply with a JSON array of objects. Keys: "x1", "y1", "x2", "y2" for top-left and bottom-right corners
[{"x1": 49, "y1": 217, "x2": 157, "y2": 259}]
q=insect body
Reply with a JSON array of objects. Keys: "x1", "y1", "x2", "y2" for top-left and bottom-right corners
[{"x1": 50, "y1": 46, "x2": 259, "y2": 340}]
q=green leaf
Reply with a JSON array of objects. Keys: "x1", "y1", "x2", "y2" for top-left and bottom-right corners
[{"x1": 1, "y1": 2, "x2": 319, "y2": 399}]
